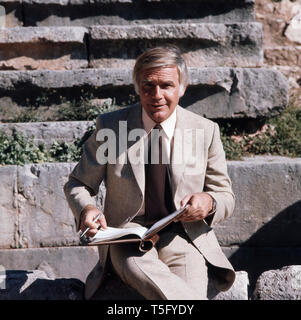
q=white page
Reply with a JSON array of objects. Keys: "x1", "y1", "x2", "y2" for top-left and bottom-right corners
[
  {"x1": 90, "y1": 226, "x2": 148, "y2": 242},
  {"x1": 143, "y1": 206, "x2": 187, "y2": 239}
]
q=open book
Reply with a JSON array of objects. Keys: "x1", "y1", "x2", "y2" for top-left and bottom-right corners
[{"x1": 85, "y1": 205, "x2": 189, "y2": 252}]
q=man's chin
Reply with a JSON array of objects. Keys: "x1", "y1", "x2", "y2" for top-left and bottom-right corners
[{"x1": 150, "y1": 110, "x2": 169, "y2": 123}]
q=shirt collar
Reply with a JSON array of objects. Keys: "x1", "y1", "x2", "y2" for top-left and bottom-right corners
[{"x1": 142, "y1": 106, "x2": 177, "y2": 140}]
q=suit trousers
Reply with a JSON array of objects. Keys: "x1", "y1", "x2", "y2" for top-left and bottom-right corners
[{"x1": 109, "y1": 221, "x2": 209, "y2": 300}]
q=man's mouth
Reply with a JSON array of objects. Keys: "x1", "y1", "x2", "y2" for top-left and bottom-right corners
[{"x1": 151, "y1": 104, "x2": 166, "y2": 108}]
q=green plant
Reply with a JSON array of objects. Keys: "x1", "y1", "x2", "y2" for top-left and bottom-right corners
[
  {"x1": 220, "y1": 103, "x2": 301, "y2": 160},
  {"x1": 0, "y1": 130, "x2": 49, "y2": 165},
  {"x1": 55, "y1": 97, "x2": 119, "y2": 121}
]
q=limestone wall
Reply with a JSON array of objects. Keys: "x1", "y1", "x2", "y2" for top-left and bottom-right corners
[{"x1": 255, "y1": 0, "x2": 301, "y2": 104}]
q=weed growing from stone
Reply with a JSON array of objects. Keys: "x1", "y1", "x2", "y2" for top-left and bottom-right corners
[{"x1": 0, "y1": 102, "x2": 300, "y2": 165}]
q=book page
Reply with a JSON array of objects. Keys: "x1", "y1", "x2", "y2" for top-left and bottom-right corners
[
  {"x1": 143, "y1": 205, "x2": 189, "y2": 239},
  {"x1": 90, "y1": 226, "x2": 148, "y2": 243}
]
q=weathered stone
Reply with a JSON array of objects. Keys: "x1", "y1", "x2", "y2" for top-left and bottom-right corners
[
  {"x1": 0, "y1": 121, "x2": 94, "y2": 146},
  {"x1": 254, "y1": 265, "x2": 301, "y2": 300},
  {"x1": 1, "y1": 157, "x2": 300, "y2": 249},
  {"x1": 19, "y1": 0, "x2": 255, "y2": 26},
  {"x1": 0, "y1": 26, "x2": 87, "y2": 43},
  {"x1": 16, "y1": 163, "x2": 79, "y2": 248},
  {"x1": 215, "y1": 156, "x2": 301, "y2": 247},
  {"x1": 89, "y1": 23, "x2": 263, "y2": 68},
  {"x1": 0, "y1": 269, "x2": 84, "y2": 300},
  {"x1": 264, "y1": 46, "x2": 301, "y2": 68},
  {"x1": 0, "y1": 266, "x2": 248, "y2": 300},
  {"x1": 185, "y1": 67, "x2": 288, "y2": 119},
  {"x1": 210, "y1": 271, "x2": 249, "y2": 300},
  {"x1": 0, "y1": 163, "x2": 105, "y2": 248},
  {"x1": 285, "y1": 11, "x2": 301, "y2": 44},
  {"x1": 223, "y1": 246, "x2": 301, "y2": 296},
  {"x1": 91, "y1": 270, "x2": 248, "y2": 300},
  {"x1": 0, "y1": 27, "x2": 88, "y2": 70},
  {"x1": 0, "y1": 1, "x2": 23, "y2": 27},
  {"x1": 0, "y1": 67, "x2": 288, "y2": 121},
  {"x1": 0, "y1": 165, "x2": 17, "y2": 248},
  {"x1": 256, "y1": 0, "x2": 301, "y2": 46},
  {"x1": 0, "y1": 246, "x2": 99, "y2": 282},
  {"x1": 255, "y1": 0, "x2": 300, "y2": 103}
]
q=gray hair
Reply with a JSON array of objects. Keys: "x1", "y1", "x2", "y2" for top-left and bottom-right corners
[{"x1": 133, "y1": 45, "x2": 189, "y2": 96}]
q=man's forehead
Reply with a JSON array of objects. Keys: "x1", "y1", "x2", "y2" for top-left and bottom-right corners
[{"x1": 140, "y1": 66, "x2": 179, "y2": 82}]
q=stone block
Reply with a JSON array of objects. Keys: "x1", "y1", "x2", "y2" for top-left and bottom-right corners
[
  {"x1": 0, "y1": 67, "x2": 288, "y2": 121},
  {"x1": 223, "y1": 246, "x2": 301, "y2": 295},
  {"x1": 0, "y1": 1, "x2": 23, "y2": 27},
  {"x1": 215, "y1": 156, "x2": 301, "y2": 247},
  {"x1": 20, "y1": 0, "x2": 255, "y2": 26},
  {"x1": 89, "y1": 23, "x2": 263, "y2": 68},
  {"x1": 185, "y1": 67, "x2": 288, "y2": 119},
  {"x1": 0, "y1": 121, "x2": 94, "y2": 146},
  {"x1": 16, "y1": 163, "x2": 80, "y2": 247},
  {"x1": 0, "y1": 246, "x2": 99, "y2": 282},
  {"x1": 0, "y1": 165, "x2": 17, "y2": 248},
  {"x1": 0, "y1": 269, "x2": 84, "y2": 300},
  {"x1": 210, "y1": 271, "x2": 249, "y2": 300},
  {"x1": 0, "y1": 157, "x2": 300, "y2": 250},
  {"x1": 0, "y1": 27, "x2": 88, "y2": 70},
  {"x1": 0, "y1": 163, "x2": 105, "y2": 248},
  {"x1": 254, "y1": 265, "x2": 301, "y2": 300},
  {"x1": 264, "y1": 46, "x2": 301, "y2": 67}
]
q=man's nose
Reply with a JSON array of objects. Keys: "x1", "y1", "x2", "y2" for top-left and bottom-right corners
[{"x1": 153, "y1": 85, "x2": 163, "y2": 99}]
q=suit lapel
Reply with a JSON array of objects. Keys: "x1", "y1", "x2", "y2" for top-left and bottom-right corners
[
  {"x1": 170, "y1": 106, "x2": 192, "y2": 198},
  {"x1": 124, "y1": 104, "x2": 201, "y2": 202},
  {"x1": 125, "y1": 104, "x2": 147, "y2": 195}
]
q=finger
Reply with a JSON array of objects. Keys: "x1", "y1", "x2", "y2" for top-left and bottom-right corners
[
  {"x1": 81, "y1": 212, "x2": 100, "y2": 232},
  {"x1": 180, "y1": 194, "x2": 192, "y2": 208},
  {"x1": 97, "y1": 214, "x2": 107, "y2": 229},
  {"x1": 86, "y1": 227, "x2": 99, "y2": 238}
]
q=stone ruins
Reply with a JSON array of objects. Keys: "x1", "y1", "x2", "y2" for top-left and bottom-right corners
[{"x1": 0, "y1": 0, "x2": 300, "y2": 300}]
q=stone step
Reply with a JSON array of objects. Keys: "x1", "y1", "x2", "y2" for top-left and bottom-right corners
[
  {"x1": 89, "y1": 23, "x2": 263, "y2": 68},
  {"x1": 0, "y1": 247, "x2": 249, "y2": 300},
  {"x1": 0, "y1": 156, "x2": 300, "y2": 249},
  {"x1": 0, "y1": 67, "x2": 288, "y2": 121},
  {"x1": 253, "y1": 265, "x2": 301, "y2": 300},
  {"x1": 2, "y1": 0, "x2": 255, "y2": 27},
  {"x1": 0, "y1": 23, "x2": 263, "y2": 70},
  {"x1": 0, "y1": 121, "x2": 94, "y2": 146},
  {"x1": 0, "y1": 26, "x2": 88, "y2": 70}
]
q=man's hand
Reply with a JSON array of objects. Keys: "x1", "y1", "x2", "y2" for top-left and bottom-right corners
[
  {"x1": 80, "y1": 205, "x2": 107, "y2": 238},
  {"x1": 179, "y1": 192, "x2": 214, "y2": 222}
]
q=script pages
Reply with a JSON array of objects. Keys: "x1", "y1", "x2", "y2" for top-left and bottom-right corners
[{"x1": 87, "y1": 205, "x2": 189, "y2": 248}]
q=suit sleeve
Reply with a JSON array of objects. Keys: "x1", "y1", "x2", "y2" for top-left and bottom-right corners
[
  {"x1": 64, "y1": 116, "x2": 107, "y2": 231},
  {"x1": 204, "y1": 122, "x2": 235, "y2": 226}
]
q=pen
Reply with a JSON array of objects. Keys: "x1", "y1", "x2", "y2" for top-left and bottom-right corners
[{"x1": 80, "y1": 212, "x2": 103, "y2": 238}]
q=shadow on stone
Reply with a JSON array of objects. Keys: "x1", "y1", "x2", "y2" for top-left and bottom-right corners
[
  {"x1": 0, "y1": 270, "x2": 85, "y2": 300},
  {"x1": 90, "y1": 271, "x2": 145, "y2": 300},
  {"x1": 229, "y1": 200, "x2": 301, "y2": 295}
]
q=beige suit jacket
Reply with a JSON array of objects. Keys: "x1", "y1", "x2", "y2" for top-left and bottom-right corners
[{"x1": 64, "y1": 103, "x2": 236, "y2": 299}]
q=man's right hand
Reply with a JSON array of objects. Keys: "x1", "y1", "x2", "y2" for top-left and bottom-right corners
[{"x1": 80, "y1": 205, "x2": 107, "y2": 238}]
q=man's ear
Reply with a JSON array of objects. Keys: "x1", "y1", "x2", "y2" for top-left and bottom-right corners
[{"x1": 179, "y1": 85, "x2": 187, "y2": 98}]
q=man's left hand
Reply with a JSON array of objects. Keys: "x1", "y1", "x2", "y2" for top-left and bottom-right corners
[{"x1": 179, "y1": 192, "x2": 214, "y2": 222}]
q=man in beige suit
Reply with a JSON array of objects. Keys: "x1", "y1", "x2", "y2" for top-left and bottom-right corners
[{"x1": 64, "y1": 46, "x2": 236, "y2": 300}]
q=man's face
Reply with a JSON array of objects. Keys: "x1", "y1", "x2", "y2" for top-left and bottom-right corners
[{"x1": 138, "y1": 66, "x2": 185, "y2": 123}]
